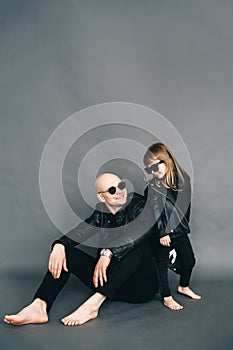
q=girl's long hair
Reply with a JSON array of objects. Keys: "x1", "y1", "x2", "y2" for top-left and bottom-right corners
[{"x1": 143, "y1": 143, "x2": 186, "y2": 190}]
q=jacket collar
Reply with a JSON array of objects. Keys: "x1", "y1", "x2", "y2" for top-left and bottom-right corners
[{"x1": 150, "y1": 179, "x2": 177, "y2": 203}]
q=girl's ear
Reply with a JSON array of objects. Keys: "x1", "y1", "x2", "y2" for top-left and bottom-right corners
[{"x1": 97, "y1": 193, "x2": 106, "y2": 203}]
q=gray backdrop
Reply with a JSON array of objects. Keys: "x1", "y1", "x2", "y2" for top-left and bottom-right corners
[
  {"x1": 1, "y1": 0, "x2": 232, "y2": 274},
  {"x1": 0, "y1": 1, "x2": 233, "y2": 349}
]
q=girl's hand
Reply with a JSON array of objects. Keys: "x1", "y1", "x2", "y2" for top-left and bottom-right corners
[{"x1": 160, "y1": 235, "x2": 171, "y2": 247}]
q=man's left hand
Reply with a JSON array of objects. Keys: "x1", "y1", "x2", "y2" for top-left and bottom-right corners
[{"x1": 93, "y1": 256, "x2": 111, "y2": 288}]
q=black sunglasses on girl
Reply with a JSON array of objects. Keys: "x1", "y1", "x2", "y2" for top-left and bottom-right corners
[
  {"x1": 144, "y1": 160, "x2": 164, "y2": 174},
  {"x1": 98, "y1": 181, "x2": 126, "y2": 195}
]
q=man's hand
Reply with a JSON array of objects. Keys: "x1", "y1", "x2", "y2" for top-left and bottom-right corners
[
  {"x1": 48, "y1": 243, "x2": 68, "y2": 279},
  {"x1": 160, "y1": 235, "x2": 171, "y2": 247},
  {"x1": 93, "y1": 255, "x2": 111, "y2": 288}
]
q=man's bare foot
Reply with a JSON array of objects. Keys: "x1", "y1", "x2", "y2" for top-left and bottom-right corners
[
  {"x1": 61, "y1": 293, "x2": 106, "y2": 326},
  {"x1": 163, "y1": 296, "x2": 183, "y2": 310},
  {"x1": 178, "y1": 286, "x2": 201, "y2": 300},
  {"x1": 4, "y1": 298, "x2": 48, "y2": 326}
]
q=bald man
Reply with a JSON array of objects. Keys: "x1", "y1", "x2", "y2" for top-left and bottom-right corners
[{"x1": 4, "y1": 173, "x2": 158, "y2": 326}]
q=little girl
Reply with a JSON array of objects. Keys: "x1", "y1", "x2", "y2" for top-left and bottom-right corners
[{"x1": 143, "y1": 143, "x2": 201, "y2": 310}]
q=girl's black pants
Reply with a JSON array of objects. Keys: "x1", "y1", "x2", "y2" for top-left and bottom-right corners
[{"x1": 151, "y1": 234, "x2": 196, "y2": 298}]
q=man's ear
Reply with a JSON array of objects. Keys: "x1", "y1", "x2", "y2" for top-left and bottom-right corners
[{"x1": 97, "y1": 193, "x2": 106, "y2": 203}]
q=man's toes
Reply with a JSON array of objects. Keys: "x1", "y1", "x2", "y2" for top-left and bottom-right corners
[
  {"x1": 4, "y1": 318, "x2": 11, "y2": 324},
  {"x1": 65, "y1": 319, "x2": 79, "y2": 326},
  {"x1": 165, "y1": 302, "x2": 183, "y2": 310},
  {"x1": 195, "y1": 295, "x2": 201, "y2": 300},
  {"x1": 66, "y1": 319, "x2": 72, "y2": 326},
  {"x1": 4, "y1": 316, "x2": 15, "y2": 324},
  {"x1": 61, "y1": 315, "x2": 80, "y2": 326}
]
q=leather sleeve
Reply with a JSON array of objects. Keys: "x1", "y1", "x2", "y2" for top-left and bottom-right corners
[
  {"x1": 146, "y1": 185, "x2": 168, "y2": 238},
  {"x1": 146, "y1": 182, "x2": 191, "y2": 239},
  {"x1": 51, "y1": 210, "x2": 101, "y2": 251}
]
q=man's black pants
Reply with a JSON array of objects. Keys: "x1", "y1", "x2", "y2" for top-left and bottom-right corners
[{"x1": 34, "y1": 241, "x2": 158, "y2": 312}]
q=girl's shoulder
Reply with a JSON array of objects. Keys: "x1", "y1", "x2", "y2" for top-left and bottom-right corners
[
  {"x1": 144, "y1": 179, "x2": 157, "y2": 190},
  {"x1": 144, "y1": 180, "x2": 166, "y2": 197}
]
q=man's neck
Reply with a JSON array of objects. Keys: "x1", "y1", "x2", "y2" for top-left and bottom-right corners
[{"x1": 104, "y1": 203, "x2": 123, "y2": 215}]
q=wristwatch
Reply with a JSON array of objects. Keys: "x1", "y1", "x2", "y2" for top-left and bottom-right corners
[{"x1": 100, "y1": 248, "x2": 113, "y2": 259}]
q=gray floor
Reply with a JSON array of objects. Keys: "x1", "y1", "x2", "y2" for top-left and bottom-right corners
[{"x1": 1, "y1": 266, "x2": 232, "y2": 350}]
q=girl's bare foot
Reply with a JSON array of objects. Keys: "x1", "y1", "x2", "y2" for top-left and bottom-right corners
[
  {"x1": 163, "y1": 296, "x2": 183, "y2": 310},
  {"x1": 4, "y1": 298, "x2": 48, "y2": 326},
  {"x1": 178, "y1": 286, "x2": 201, "y2": 300},
  {"x1": 61, "y1": 293, "x2": 106, "y2": 326}
]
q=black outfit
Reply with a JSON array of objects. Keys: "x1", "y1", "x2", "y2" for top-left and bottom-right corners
[
  {"x1": 145, "y1": 172, "x2": 196, "y2": 298},
  {"x1": 34, "y1": 193, "x2": 158, "y2": 312}
]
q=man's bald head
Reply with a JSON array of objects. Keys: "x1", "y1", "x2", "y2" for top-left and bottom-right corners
[
  {"x1": 95, "y1": 173, "x2": 121, "y2": 193},
  {"x1": 95, "y1": 173, "x2": 127, "y2": 214}
]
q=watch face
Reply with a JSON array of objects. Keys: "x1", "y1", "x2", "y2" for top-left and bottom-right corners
[{"x1": 100, "y1": 249, "x2": 112, "y2": 258}]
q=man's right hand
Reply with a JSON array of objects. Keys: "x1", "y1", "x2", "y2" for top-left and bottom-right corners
[{"x1": 48, "y1": 243, "x2": 68, "y2": 279}]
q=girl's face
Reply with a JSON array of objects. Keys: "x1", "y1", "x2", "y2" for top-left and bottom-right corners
[{"x1": 149, "y1": 160, "x2": 167, "y2": 179}]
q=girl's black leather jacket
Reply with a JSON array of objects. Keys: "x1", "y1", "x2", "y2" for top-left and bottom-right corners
[
  {"x1": 52, "y1": 192, "x2": 154, "y2": 260},
  {"x1": 144, "y1": 173, "x2": 191, "y2": 239}
]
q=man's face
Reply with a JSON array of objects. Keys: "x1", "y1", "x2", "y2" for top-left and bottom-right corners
[{"x1": 96, "y1": 174, "x2": 128, "y2": 212}]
